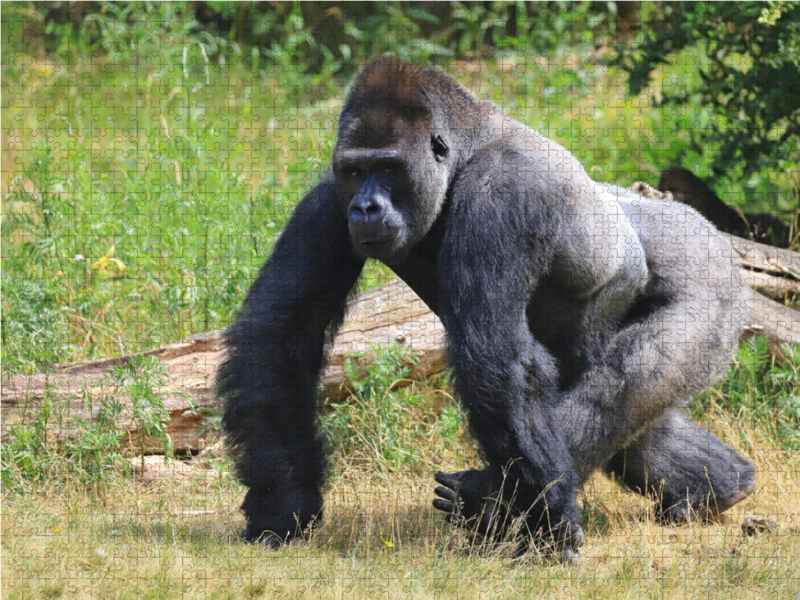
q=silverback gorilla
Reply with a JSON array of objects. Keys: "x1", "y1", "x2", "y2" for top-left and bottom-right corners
[{"x1": 217, "y1": 59, "x2": 756, "y2": 562}]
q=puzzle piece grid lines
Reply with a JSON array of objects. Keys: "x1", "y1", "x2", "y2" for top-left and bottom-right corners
[{"x1": 2, "y1": 4, "x2": 799, "y2": 599}]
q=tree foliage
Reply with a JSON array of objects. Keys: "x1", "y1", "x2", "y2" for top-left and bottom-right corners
[{"x1": 615, "y1": 2, "x2": 800, "y2": 183}]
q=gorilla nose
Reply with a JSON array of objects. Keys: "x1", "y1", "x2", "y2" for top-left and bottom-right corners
[
  {"x1": 349, "y1": 195, "x2": 384, "y2": 222},
  {"x1": 348, "y1": 196, "x2": 387, "y2": 240}
]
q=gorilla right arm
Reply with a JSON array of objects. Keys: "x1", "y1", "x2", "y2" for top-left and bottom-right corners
[
  {"x1": 435, "y1": 142, "x2": 583, "y2": 546},
  {"x1": 216, "y1": 175, "x2": 365, "y2": 544}
]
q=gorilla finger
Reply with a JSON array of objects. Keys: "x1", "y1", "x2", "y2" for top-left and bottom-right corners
[
  {"x1": 434, "y1": 486, "x2": 458, "y2": 502},
  {"x1": 565, "y1": 524, "x2": 586, "y2": 549},
  {"x1": 432, "y1": 499, "x2": 456, "y2": 514},
  {"x1": 434, "y1": 471, "x2": 461, "y2": 489}
]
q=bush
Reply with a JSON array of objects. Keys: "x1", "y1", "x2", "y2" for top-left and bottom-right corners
[{"x1": 614, "y1": 2, "x2": 800, "y2": 186}]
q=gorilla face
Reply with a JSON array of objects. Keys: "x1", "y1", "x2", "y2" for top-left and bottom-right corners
[
  {"x1": 333, "y1": 135, "x2": 450, "y2": 264},
  {"x1": 333, "y1": 147, "x2": 411, "y2": 264}
]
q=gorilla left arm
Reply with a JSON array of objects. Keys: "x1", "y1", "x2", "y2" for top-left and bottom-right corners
[{"x1": 436, "y1": 143, "x2": 582, "y2": 538}]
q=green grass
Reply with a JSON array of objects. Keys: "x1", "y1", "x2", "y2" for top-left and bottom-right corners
[
  {"x1": 691, "y1": 337, "x2": 800, "y2": 452},
  {"x1": 3, "y1": 3, "x2": 797, "y2": 365},
  {"x1": 3, "y1": 341, "x2": 799, "y2": 599},
  {"x1": 2, "y1": 367, "x2": 798, "y2": 599}
]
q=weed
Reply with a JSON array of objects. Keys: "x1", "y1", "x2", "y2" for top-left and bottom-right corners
[
  {"x1": 1, "y1": 354, "x2": 191, "y2": 492},
  {"x1": 321, "y1": 344, "x2": 466, "y2": 470},
  {"x1": 99, "y1": 354, "x2": 194, "y2": 469},
  {"x1": 0, "y1": 275, "x2": 73, "y2": 373}
]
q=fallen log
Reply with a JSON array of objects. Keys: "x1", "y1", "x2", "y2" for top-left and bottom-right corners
[
  {"x1": 725, "y1": 233, "x2": 800, "y2": 279},
  {"x1": 4, "y1": 235, "x2": 800, "y2": 453},
  {"x1": 1, "y1": 280, "x2": 445, "y2": 453},
  {"x1": 659, "y1": 166, "x2": 793, "y2": 247},
  {"x1": 742, "y1": 270, "x2": 800, "y2": 307},
  {"x1": 725, "y1": 233, "x2": 800, "y2": 311}
]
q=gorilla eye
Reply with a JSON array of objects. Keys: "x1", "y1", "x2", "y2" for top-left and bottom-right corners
[
  {"x1": 384, "y1": 168, "x2": 394, "y2": 174},
  {"x1": 350, "y1": 171, "x2": 359, "y2": 178},
  {"x1": 432, "y1": 134, "x2": 449, "y2": 162}
]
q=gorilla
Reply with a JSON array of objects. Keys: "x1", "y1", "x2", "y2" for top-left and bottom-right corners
[{"x1": 216, "y1": 59, "x2": 756, "y2": 561}]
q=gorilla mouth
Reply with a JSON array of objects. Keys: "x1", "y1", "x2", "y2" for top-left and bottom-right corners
[
  {"x1": 357, "y1": 232, "x2": 397, "y2": 246},
  {"x1": 355, "y1": 233, "x2": 405, "y2": 264}
]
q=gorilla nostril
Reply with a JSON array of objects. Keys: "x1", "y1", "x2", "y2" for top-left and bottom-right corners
[
  {"x1": 350, "y1": 202, "x2": 383, "y2": 225},
  {"x1": 349, "y1": 208, "x2": 364, "y2": 225}
]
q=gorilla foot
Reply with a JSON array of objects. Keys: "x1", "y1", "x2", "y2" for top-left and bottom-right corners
[
  {"x1": 241, "y1": 486, "x2": 323, "y2": 546},
  {"x1": 656, "y1": 472, "x2": 756, "y2": 524},
  {"x1": 606, "y1": 413, "x2": 758, "y2": 526}
]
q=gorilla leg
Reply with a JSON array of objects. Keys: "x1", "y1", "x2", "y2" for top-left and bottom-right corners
[
  {"x1": 554, "y1": 199, "x2": 747, "y2": 483},
  {"x1": 435, "y1": 284, "x2": 743, "y2": 538},
  {"x1": 604, "y1": 412, "x2": 756, "y2": 521},
  {"x1": 436, "y1": 411, "x2": 757, "y2": 531}
]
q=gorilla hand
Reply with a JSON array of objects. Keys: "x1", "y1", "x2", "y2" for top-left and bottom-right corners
[
  {"x1": 433, "y1": 469, "x2": 585, "y2": 564},
  {"x1": 241, "y1": 485, "x2": 323, "y2": 547},
  {"x1": 433, "y1": 470, "x2": 503, "y2": 536}
]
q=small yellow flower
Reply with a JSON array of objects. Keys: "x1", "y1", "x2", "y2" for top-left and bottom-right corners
[
  {"x1": 36, "y1": 61, "x2": 54, "y2": 76},
  {"x1": 91, "y1": 246, "x2": 128, "y2": 277},
  {"x1": 54, "y1": 528, "x2": 61, "y2": 533},
  {"x1": 383, "y1": 539, "x2": 394, "y2": 548}
]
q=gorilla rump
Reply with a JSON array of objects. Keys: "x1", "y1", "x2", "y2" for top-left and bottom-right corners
[{"x1": 216, "y1": 60, "x2": 755, "y2": 560}]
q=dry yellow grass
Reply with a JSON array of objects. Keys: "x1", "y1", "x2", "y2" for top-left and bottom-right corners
[{"x1": 3, "y1": 412, "x2": 798, "y2": 600}]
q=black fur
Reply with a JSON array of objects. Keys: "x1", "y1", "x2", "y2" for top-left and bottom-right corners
[{"x1": 216, "y1": 60, "x2": 755, "y2": 557}]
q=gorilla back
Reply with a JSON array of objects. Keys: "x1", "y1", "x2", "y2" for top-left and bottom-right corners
[{"x1": 216, "y1": 60, "x2": 754, "y2": 556}]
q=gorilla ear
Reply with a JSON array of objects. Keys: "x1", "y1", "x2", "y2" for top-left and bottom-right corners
[{"x1": 431, "y1": 135, "x2": 449, "y2": 162}]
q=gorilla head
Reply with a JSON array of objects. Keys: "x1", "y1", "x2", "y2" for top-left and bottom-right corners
[{"x1": 332, "y1": 60, "x2": 462, "y2": 264}]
